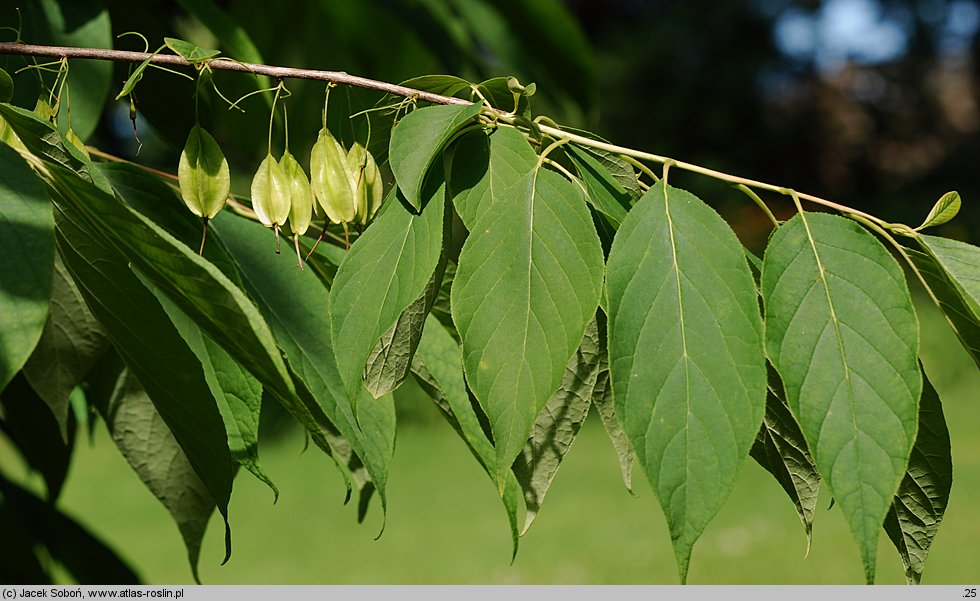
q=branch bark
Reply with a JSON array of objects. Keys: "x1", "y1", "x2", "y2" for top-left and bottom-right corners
[
  {"x1": 0, "y1": 42, "x2": 470, "y2": 107},
  {"x1": 0, "y1": 42, "x2": 907, "y2": 243}
]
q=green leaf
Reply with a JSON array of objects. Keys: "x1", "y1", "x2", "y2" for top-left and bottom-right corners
[
  {"x1": 214, "y1": 213, "x2": 395, "y2": 521},
  {"x1": 43, "y1": 162, "x2": 297, "y2": 414},
  {"x1": 389, "y1": 102, "x2": 482, "y2": 209},
  {"x1": 744, "y1": 246, "x2": 764, "y2": 277},
  {"x1": 750, "y1": 364, "x2": 820, "y2": 552},
  {"x1": 53, "y1": 202, "x2": 234, "y2": 573},
  {"x1": 331, "y1": 176, "x2": 447, "y2": 403},
  {"x1": 452, "y1": 167, "x2": 604, "y2": 488},
  {"x1": 50, "y1": 152, "x2": 284, "y2": 516},
  {"x1": 762, "y1": 211, "x2": 921, "y2": 584},
  {"x1": 65, "y1": 127, "x2": 89, "y2": 159},
  {"x1": 429, "y1": 259, "x2": 459, "y2": 343},
  {"x1": 164, "y1": 37, "x2": 221, "y2": 64},
  {"x1": 38, "y1": 0, "x2": 113, "y2": 139},
  {"x1": 364, "y1": 248, "x2": 448, "y2": 398},
  {"x1": 22, "y1": 253, "x2": 108, "y2": 440},
  {"x1": 0, "y1": 373, "x2": 75, "y2": 502},
  {"x1": 605, "y1": 181, "x2": 767, "y2": 583},
  {"x1": 97, "y1": 162, "x2": 245, "y2": 288},
  {"x1": 147, "y1": 282, "x2": 277, "y2": 500},
  {"x1": 0, "y1": 103, "x2": 111, "y2": 193},
  {"x1": 883, "y1": 366, "x2": 952, "y2": 585},
  {"x1": 744, "y1": 248, "x2": 818, "y2": 547},
  {"x1": 114, "y1": 47, "x2": 159, "y2": 101},
  {"x1": 0, "y1": 68, "x2": 12, "y2": 103},
  {"x1": 178, "y1": 125, "x2": 231, "y2": 219},
  {"x1": 366, "y1": 75, "x2": 475, "y2": 167},
  {"x1": 0, "y1": 143, "x2": 54, "y2": 392},
  {"x1": 915, "y1": 191, "x2": 960, "y2": 231},
  {"x1": 512, "y1": 316, "x2": 602, "y2": 534},
  {"x1": 909, "y1": 235, "x2": 980, "y2": 367},
  {"x1": 173, "y1": 0, "x2": 272, "y2": 92},
  {"x1": 412, "y1": 316, "x2": 522, "y2": 557},
  {"x1": 447, "y1": 126, "x2": 538, "y2": 231},
  {"x1": 398, "y1": 74, "x2": 474, "y2": 98},
  {"x1": 0, "y1": 115, "x2": 22, "y2": 150},
  {"x1": 562, "y1": 128, "x2": 643, "y2": 200},
  {"x1": 589, "y1": 313, "x2": 635, "y2": 493},
  {"x1": 566, "y1": 143, "x2": 631, "y2": 227},
  {"x1": 90, "y1": 366, "x2": 217, "y2": 584}
]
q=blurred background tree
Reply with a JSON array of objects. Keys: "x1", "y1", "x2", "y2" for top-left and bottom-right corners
[
  {"x1": 567, "y1": 0, "x2": 980, "y2": 251},
  {"x1": 1, "y1": 0, "x2": 978, "y2": 584}
]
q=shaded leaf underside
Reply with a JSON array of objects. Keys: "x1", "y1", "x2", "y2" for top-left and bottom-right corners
[
  {"x1": 452, "y1": 167, "x2": 604, "y2": 488},
  {"x1": 883, "y1": 367, "x2": 952, "y2": 585},
  {"x1": 762, "y1": 212, "x2": 920, "y2": 584}
]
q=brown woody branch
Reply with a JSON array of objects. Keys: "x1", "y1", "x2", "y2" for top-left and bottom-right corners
[{"x1": 0, "y1": 41, "x2": 471, "y2": 107}]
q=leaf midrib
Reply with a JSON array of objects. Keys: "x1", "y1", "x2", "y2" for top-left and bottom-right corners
[
  {"x1": 796, "y1": 212, "x2": 869, "y2": 535},
  {"x1": 663, "y1": 183, "x2": 692, "y2": 529},
  {"x1": 508, "y1": 169, "x2": 537, "y2": 453},
  {"x1": 336, "y1": 215, "x2": 417, "y2": 388}
]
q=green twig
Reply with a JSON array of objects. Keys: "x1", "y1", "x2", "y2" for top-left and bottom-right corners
[
  {"x1": 736, "y1": 183, "x2": 780, "y2": 229},
  {"x1": 621, "y1": 154, "x2": 659, "y2": 183}
]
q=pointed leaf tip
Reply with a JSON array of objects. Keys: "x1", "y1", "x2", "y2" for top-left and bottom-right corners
[
  {"x1": 750, "y1": 365, "x2": 820, "y2": 553},
  {"x1": 164, "y1": 37, "x2": 221, "y2": 63},
  {"x1": 390, "y1": 102, "x2": 483, "y2": 209},
  {"x1": 452, "y1": 167, "x2": 604, "y2": 488},
  {"x1": 910, "y1": 234, "x2": 980, "y2": 368},
  {"x1": 762, "y1": 211, "x2": 920, "y2": 584},
  {"x1": 330, "y1": 174, "x2": 446, "y2": 405},
  {"x1": 413, "y1": 319, "x2": 523, "y2": 560},
  {"x1": 883, "y1": 367, "x2": 952, "y2": 585},
  {"x1": 606, "y1": 182, "x2": 767, "y2": 584},
  {"x1": 0, "y1": 68, "x2": 14, "y2": 102},
  {"x1": 513, "y1": 317, "x2": 601, "y2": 535}
]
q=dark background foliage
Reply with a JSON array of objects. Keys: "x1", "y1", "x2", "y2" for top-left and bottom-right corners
[{"x1": 567, "y1": 0, "x2": 980, "y2": 250}]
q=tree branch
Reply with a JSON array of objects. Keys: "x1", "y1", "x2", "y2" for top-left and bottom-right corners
[
  {"x1": 0, "y1": 41, "x2": 471, "y2": 107},
  {"x1": 0, "y1": 41, "x2": 910, "y2": 235}
]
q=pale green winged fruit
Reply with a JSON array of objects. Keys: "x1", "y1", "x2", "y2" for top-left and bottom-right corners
[
  {"x1": 347, "y1": 142, "x2": 384, "y2": 225},
  {"x1": 280, "y1": 150, "x2": 313, "y2": 267},
  {"x1": 250, "y1": 153, "x2": 292, "y2": 252},
  {"x1": 178, "y1": 125, "x2": 231, "y2": 219},
  {"x1": 0, "y1": 116, "x2": 26, "y2": 152},
  {"x1": 0, "y1": 67, "x2": 13, "y2": 103},
  {"x1": 65, "y1": 128, "x2": 90, "y2": 159},
  {"x1": 34, "y1": 96, "x2": 57, "y2": 122},
  {"x1": 310, "y1": 127, "x2": 356, "y2": 225}
]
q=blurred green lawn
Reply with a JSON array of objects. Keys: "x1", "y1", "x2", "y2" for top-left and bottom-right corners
[{"x1": 5, "y1": 297, "x2": 979, "y2": 584}]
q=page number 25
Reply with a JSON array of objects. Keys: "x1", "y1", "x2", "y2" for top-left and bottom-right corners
[{"x1": 965, "y1": 589, "x2": 977, "y2": 598}]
